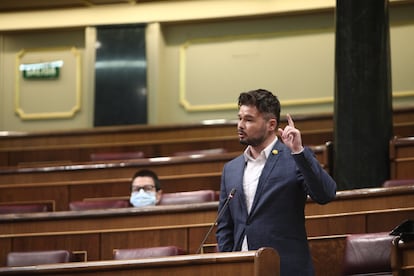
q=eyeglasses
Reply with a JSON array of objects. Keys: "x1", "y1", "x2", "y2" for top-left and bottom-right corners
[{"x1": 132, "y1": 185, "x2": 155, "y2": 192}]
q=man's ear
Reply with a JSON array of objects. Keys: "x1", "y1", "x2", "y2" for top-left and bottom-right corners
[{"x1": 268, "y1": 118, "x2": 277, "y2": 131}]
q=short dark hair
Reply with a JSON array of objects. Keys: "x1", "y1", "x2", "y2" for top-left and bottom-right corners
[
  {"x1": 238, "y1": 88, "x2": 281, "y2": 126},
  {"x1": 132, "y1": 169, "x2": 161, "y2": 191}
]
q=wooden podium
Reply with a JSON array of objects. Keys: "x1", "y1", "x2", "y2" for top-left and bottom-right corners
[{"x1": 0, "y1": 247, "x2": 279, "y2": 276}]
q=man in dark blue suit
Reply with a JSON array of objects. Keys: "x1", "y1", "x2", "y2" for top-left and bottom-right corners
[{"x1": 216, "y1": 89, "x2": 337, "y2": 275}]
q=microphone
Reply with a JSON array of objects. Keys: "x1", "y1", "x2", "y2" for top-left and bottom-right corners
[{"x1": 196, "y1": 188, "x2": 236, "y2": 254}]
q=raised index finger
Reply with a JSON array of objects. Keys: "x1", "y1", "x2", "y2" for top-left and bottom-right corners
[{"x1": 286, "y1": 113, "x2": 295, "y2": 127}]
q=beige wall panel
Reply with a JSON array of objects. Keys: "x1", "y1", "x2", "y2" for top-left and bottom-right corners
[
  {"x1": 390, "y1": 5, "x2": 414, "y2": 108},
  {"x1": 0, "y1": 35, "x2": 5, "y2": 130},
  {"x1": 15, "y1": 47, "x2": 80, "y2": 119},
  {"x1": 157, "y1": 12, "x2": 336, "y2": 124},
  {"x1": 0, "y1": 1, "x2": 413, "y2": 131},
  {"x1": 153, "y1": 5, "x2": 414, "y2": 125},
  {"x1": 146, "y1": 23, "x2": 165, "y2": 125},
  {"x1": 180, "y1": 29, "x2": 334, "y2": 110},
  {"x1": 1, "y1": 29, "x2": 93, "y2": 131}
]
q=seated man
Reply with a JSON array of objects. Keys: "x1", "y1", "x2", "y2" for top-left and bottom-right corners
[{"x1": 130, "y1": 169, "x2": 163, "y2": 207}]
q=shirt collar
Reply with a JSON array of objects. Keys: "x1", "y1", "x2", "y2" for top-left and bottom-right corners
[{"x1": 243, "y1": 136, "x2": 278, "y2": 162}]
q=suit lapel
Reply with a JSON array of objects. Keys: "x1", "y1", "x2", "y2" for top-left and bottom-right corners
[
  {"x1": 249, "y1": 141, "x2": 284, "y2": 216},
  {"x1": 233, "y1": 156, "x2": 249, "y2": 217}
]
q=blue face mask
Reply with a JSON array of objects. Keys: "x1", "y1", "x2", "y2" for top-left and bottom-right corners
[{"x1": 130, "y1": 189, "x2": 157, "y2": 207}]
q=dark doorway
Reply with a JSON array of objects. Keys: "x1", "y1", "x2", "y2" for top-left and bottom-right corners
[{"x1": 94, "y1": 24, "x2": 147, "y2": 126}]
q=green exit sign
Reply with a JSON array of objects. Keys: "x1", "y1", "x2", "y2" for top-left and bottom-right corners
[{"x1": 20, "y1": 60, "x2": 63, "y2": 80}]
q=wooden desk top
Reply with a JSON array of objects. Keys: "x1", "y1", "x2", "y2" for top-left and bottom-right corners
[
  {"x1": 0, "y1": 247, "x2": 280, "y2": 276},
  {"x1": 0, "y1": 201, "x2": 218, "y2": 222}
]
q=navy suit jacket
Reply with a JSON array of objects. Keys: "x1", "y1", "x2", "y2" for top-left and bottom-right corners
[{"x1": 216, "y1": 140, "x2": 336, "y2": 276}]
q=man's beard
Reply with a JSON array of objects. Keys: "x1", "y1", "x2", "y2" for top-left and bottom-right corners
[{"x1": 239, "y1": 135, "x2": 266, "y2": 147}]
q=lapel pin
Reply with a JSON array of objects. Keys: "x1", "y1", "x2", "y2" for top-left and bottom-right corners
[{"x1": 272, "y1": 149, "x2": 278, "y2": 155}]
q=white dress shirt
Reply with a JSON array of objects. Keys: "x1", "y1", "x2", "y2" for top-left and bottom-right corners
[{"x1": 241, "y1": 136, "x2": 278, "y2": 251}]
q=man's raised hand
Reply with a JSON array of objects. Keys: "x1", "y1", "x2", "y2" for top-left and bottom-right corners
[{"x1": 277, "y1": 114, "x2": 304, "y2": 153}]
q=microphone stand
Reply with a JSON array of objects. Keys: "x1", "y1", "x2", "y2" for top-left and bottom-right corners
[{"x1": 196, "y1": 188, "x2": 236, "y2": 254}]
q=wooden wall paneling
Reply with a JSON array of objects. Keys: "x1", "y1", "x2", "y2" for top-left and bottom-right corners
[
  {"x1": 0, "y1": 211, "x2": 218, "y2": 266},
  {"x1": 395, "y1": 162, "x2": 414, "y2": 180},
  {"x1": 390, "y1": 136, "x2": 414, "y2": 179},
  {"x1": 0, "y1": 203, "x2": 219, "y2": 236},
  {"x1": 10, "y1": 149, "x2": 77, "y2": 167},
  {"x1": 0, "y1": 174, "x2": 413, "y2": 213},
  {"x1": 0, "y1": 237, "x2": 12, "y2": 266},
  {"x1": 68, "y1": 181, "x2": 130, "y2": 205},
  {"x1": 307, "y1": 207, "x2": 414, "y2": 237},
  {"x1": 393, "y1": 107, "x2": 414, "y2": 136},
  {"x1": 0, "y1": 225, "x2": 371, "y2": 273},
  {"x1": 308, "y1": 235, "x2": 347, "y2": 276},
  {"x1": 305, "y1": 186, "x2": 414, "y2": 216},
  {"x1": 0, "y1": 185, "x2": 68, "y2": 211},
  {"x1": 0, "y1": 152, "x2": 8, "y2": 167},
  {"x1": 10, "y1": 233, "x2": 101, "y2": 263},
  {"x1": 365, "y1": 207, "x2": 414, "y2": 233},
  {"x1": 187, "y1": 225, "x2": 217, "y2": 254},
  {"x1": 1, "y1": 204, "x2": 412, "y2": 254},
  {"x1": 0, "y1": 172, "x2": 222, "y2": 211},
  {"x1": 305, "y1": 213, "x2": 366, "y2": 237},
  {"x1": 394, "y1": 137, "x2": 414, "y2": 158},
  {"x1": 394, "y1": 124, "x2": 414, "y2": 138}
]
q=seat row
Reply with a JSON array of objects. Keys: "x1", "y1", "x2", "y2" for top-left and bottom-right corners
[
  {"x1": 1, "y1": 107, "x2": 412, "y2": 167},
  {"x1": 0, "y1": 189, "x2": 218, "y2": 214},
  {"x1": 1, "y1": 196, "x2": 414, "y2": 274},
  {"x1": 5, "y1": 230, "x2": 413, "y2": 276},
  {"x1": 0, "y1": 142, "x2": 334, "y2": 212},
  {"x1": 2, "y1": 178, "x2": 414, "y2": 215},
  {"x1": 5, "y1": 245, "x2": 187, "y2": 267}
]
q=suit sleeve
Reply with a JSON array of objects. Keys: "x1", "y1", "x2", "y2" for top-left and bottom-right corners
[{"x1": 292, "y1": 147, "x2": 337, "y2": 204}]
